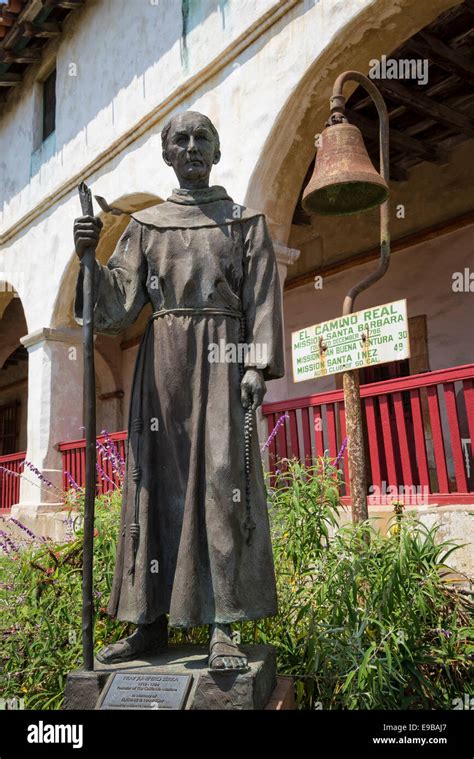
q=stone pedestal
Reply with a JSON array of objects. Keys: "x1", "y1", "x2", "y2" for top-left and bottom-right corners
[{"x1": 64, "y1": 645, "x2": 278, "y2": 710}]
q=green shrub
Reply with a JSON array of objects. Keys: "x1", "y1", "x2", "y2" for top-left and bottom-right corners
[
  {"x1": 247, "y1": 459, "x2": 473, "y2": 709},
  {"x1": 1, "y1": 457, "x2": 472, "y2": 710},
  {"x1": 0, "y1": 490, "x2": 132, "y2": 710}
]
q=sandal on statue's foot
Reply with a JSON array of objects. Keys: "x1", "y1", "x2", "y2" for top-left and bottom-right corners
[
  {"x1": 96, "y1": 616, "x2": 168, "y2": 665},
  {"x1": 208, "y1": 624, "x2": 249, "y2": 672},
  {"x1": 96, "y1": 633, "x2": 148, "y2": 665}
]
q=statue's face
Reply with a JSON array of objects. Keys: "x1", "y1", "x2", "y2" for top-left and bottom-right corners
[{"x1": 163, "y1": 113, "x2": 220, "y2": 188}]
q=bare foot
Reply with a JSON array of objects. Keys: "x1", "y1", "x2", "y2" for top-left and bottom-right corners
[
  {"x1": 208, "y1": 623, "x2": 248, "y2": 672},
  {"x1": 97, "y1": 614, "x2": 168, "y2": 664}
]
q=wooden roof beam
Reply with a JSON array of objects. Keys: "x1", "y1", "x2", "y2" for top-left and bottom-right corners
[
  {"x1": 345, "y1": 107, "x2": 447, "y2": 164},
  {"x1": 377, "y1": 79, "x2": 474, "y2": 138},
  {"x1": 406, "y1": 30, "x2": 474, "y2": 85},
  {"x1": 43, "y1": 0, "x2": 85, "y2": 8},
  {"x1": 353, "y1": 73, "x2": 461, "y2": 113},
  {"x1": 21, "y1": 20, "x2": 61, "y2": 38},
  {"x1": 385, "y1": 163, "x2": 409, "y2": 182},
  {"x1": 405, "y1": 117, "x2": 447, "y2": 138},
  {"x1": 0, "y1": 72, "x2": 22, "y2": 86},
  {"x1": 360, "y1": 133, "x2": 409, "y2": 181},
  {"x1": 429, "y1": 2, "x2": 467, "y2": 29},
  {"x1": 2, "y1": 48, "x2": 41, "y2": 63},
  {"x1": 20, "y1": 0, "x2": 52, "y2": 24}
]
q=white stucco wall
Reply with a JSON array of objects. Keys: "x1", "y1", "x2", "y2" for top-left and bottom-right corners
[
  {"x1": 0, "y1": 0, "x2": 281, "y2": 229},
  {"x1": 0, "y1": 0, "x2": 468, "y2": 520},
  {"x1": 0, "y1": 0, "x2": 461, "y2": 331}
]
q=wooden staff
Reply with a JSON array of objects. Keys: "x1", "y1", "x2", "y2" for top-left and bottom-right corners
[{"x1": 78, "y1": 182, "x2": 97, "y2": 671}]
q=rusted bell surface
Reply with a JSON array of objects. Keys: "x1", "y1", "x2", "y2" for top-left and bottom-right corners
[{"x1": 302, "y1": 122, "x2": 389, "y2": 216}]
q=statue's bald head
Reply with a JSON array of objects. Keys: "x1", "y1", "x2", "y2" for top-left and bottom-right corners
[
  {"x1": 161, "y1": 111, "x2": 221, "y2": 189},
  {"x1": 161, "y1": 111, "x2": 220, "y2": 159}
]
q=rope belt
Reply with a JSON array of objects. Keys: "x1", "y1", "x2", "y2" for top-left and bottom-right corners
[
  {"x1": 150, "y1": 307, "x2": 243, "y2": 320},
  {"x1": 128, "y1": 304, "x2": 256, "y2": 579}
]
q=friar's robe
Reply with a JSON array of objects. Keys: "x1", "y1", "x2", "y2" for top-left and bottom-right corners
[{"x1": 75, "y1": 185, "x2": 284, "y2": 628}]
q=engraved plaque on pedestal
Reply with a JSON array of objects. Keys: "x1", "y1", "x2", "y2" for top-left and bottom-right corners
[{"x1": 97, "y1": 672, "x2": 192, "y2": 710}]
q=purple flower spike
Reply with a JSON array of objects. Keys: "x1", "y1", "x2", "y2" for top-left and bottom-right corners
[
  {"x1": 0, "y1": 530, "x2": 19, "y2": 553},
  {"x1": 101, "y1": 430, "x2": 125, "y2": 468},
  {"x1": 65, "y1": 471, "x2": 83, "y2": 493},
  {"x1": 332, "y1": 437, "x2": 348, "y2": 467},
  {"x1": 9, "y1": 518, "x2": 38, "y2": 540},
  {"x1": 96, "y1": 463, "x2": 118, "y2": 490},
  {"x1": 23, "y1": 460, "x2": 55, "y2": 489},
  {"x1": 437, "y1": 628, "x2": 452, "y2": 639},
  {"x1": 23, "y1": 461, "x2": 64, "y2": 497},
  {"x1": 96, "y1": 440, "x2": 124, "y2": 480},
  {"x1": 0, "y1": 466, "x2": 19, "y2": 478},
  {"x1": 261, "y1": 413, "x2": 289, "y2": 453}
]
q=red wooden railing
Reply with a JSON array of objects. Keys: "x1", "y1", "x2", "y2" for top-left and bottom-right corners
[
  {"x1": 58, "y1": 431, "x2": 127, "y2": 494},
  {"x1": 56, "y1": 365, "x2": 474, "y2": 507},
  {"x1": 0, "y1": 451, "x2": 25, "y2": 513},
  {"x1": 262, "y1": 364, "x2": 474, "y2": 506}
]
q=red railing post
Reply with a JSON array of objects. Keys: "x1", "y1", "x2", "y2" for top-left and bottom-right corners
[
  {"x1": 262, "y1": 364, "x2": 474, "y2": 507},
  {"x1": 53, "y1": 366, "x2": 474, "y2": 511},
  {"x1": 0, "y1": 451, "x2": 26, "y2": 513},
  {"x1": 58, "y1": 431, "x2": 128, "y2": 494}
]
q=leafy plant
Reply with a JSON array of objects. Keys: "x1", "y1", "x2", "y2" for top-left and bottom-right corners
[
  {"x1": 245, "y1": 458, "x2": 473, "y2": 709},
  {"x1": 0, "y1": 490, "x2": 131, "y2": 710},
  {"x1": 1, "y1": 456, "x2": 472, "y2": 710}
]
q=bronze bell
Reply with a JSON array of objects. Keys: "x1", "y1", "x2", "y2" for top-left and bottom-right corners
[{"x1": 302, "y1": 122, "x2": 389, "y2": 216}]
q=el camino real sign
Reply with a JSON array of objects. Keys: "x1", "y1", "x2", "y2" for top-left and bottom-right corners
[{"x1": 291, "y1": 299, "x2": 410, "y2": 382}]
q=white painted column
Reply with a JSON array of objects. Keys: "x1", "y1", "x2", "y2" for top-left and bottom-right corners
[{"x1": 12, "y1": 327, "x2": 83, "y2": 530}]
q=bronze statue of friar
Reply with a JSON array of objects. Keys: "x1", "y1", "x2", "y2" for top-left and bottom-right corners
[{"x1": 73, "y1": 111, "x2": 284, "y2": 671}]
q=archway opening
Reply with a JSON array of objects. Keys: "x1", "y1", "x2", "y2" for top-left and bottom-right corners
[{"x1": 0, "y1": 288, "x2": 28, "y2": 512}]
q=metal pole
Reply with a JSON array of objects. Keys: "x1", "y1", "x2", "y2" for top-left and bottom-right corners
[
  {"x1": 78, "y1": 182, "x2": 97, "y2": 670},
  {"x1": 330, "y1": 72, "x2": 391, "y2": 523}
]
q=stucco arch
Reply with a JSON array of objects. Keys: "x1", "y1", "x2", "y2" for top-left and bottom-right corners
[
  {"x1": 51, "y1": 192, "x2": 163, "y2": 329},
  {"x1": 245, "y1": 0, "x2": 462, "y2": 244},
  {"x1": 0, "y1": 288, "x2": 28, "y2": 367},
  {"x1": 0, "y1": 288, "x2": 29, "y2": 455}
]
